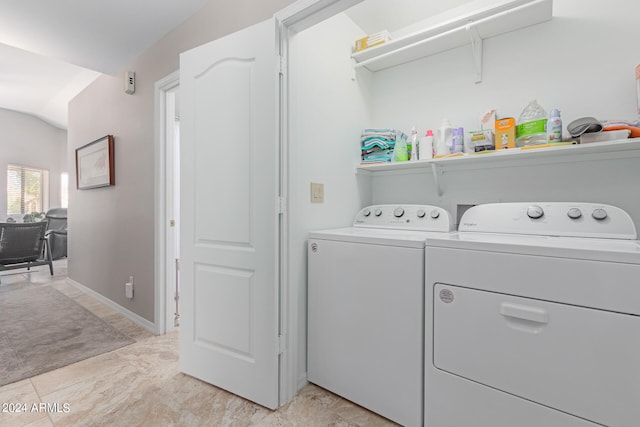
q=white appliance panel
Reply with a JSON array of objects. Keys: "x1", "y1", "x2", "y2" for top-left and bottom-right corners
[
  {"x1": 433, "y1": 284, "x2": 640, "y2": 427},
  {"x1": 309, "y1": 226, "x2": 436, "y2": 248},
  {"x1": 426, "y1": 370, "x2": 599, "y2": 427},
  {"x1": 425, "y1": 246, "x2": 640, "y2": 316},
  {"x1": 308, "y1": 238, "x2": 423, "y2": 427}
]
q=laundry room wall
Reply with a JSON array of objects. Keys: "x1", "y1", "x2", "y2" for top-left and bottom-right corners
[
  {"x1": 291, "y1": 0, "x2": 640, "y2": 385},
  {"x1": 288, "y1": 11, "x2": 374, "y2": 387},
  {"x1": 360, "y1": 0, "x2": 640, "y2": 226}
]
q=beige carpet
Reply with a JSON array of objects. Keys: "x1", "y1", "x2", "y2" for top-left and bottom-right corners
[{"x1": 0, "y1": 285, "x2": 135, "y2": 387}]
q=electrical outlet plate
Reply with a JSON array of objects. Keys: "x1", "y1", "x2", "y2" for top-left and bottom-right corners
[
  {"x1": 310, "y1": 182, "x2": 324, "y2": 203},
  {"x1": 125, "y1": 282, "x2": 134, "y2": 299}
]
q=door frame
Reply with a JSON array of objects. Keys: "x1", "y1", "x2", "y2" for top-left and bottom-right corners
[
  {"x1": 154, "y1": 70, "x2": 180, "y2": 335},
  {"x1": 153, "y1": 0, "x2": 365, "y2": 405},
  {"x1": 275, "y1": 0, "x2": 364, "y2": 405}
]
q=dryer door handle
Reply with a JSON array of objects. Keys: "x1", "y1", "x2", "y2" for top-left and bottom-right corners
[{"x1": 500, "y1": 302, "x2": 548, "y2": 324}]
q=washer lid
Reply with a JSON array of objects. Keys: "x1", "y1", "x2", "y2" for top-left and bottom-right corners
[
  {"x1": 426, "y1": 232, "x2": 640, "y2": 264},
  {"x1": 309, "y1": 227, "x2": 451, "y2": 248}
]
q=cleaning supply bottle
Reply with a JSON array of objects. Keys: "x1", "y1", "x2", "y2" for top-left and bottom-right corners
[
  {"x1": 451, "y1": 127, "x2": 464, "y2": 153},
  {"x1": 436, "y1": 118, "x2": 452, "y2": 156},
  {"x1": 547, "y1": 108, "x2": 562, "y2": 143},
  {"x1": 393, "y1": 133, "x2": 408, "y2": 162},
  {"x1": 409, "y1": 126, "x2": 419, "y2": 160},
  {"x1": 419, "y1": 130, "x2": 434, "y2": 160},
  {"x1": 516, "y1": 100, "x2": 548, "y2": 147}
]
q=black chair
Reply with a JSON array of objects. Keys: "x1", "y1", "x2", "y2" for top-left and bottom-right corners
[
  {"x1": 44, "y1": 208, "x2": 67, "y2": 260},
  {"x1": 0, "y1": 221, "x2": 53, "y2": 280}
]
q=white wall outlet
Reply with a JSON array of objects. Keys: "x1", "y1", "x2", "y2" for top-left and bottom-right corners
[
  {"x1": 124, "y1": 71, "x2": 135, "y2": 94},
  {"x1": 310, "y1": 182, "x2": 324, "y2": 203},
  {"x1": 125, "y1": 275, "x2": 134, "y2": 299}
]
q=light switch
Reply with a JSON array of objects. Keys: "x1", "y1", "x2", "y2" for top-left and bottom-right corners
[{"x1": 310, "y1": 182, "x2": 324, "y2": 203}]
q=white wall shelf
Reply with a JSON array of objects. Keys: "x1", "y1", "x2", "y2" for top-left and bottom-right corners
[
  {"x1": 356, "y1": 138, "x2": 640, "y2": 196},
  {"x1": 351, "y1": 0, "x2": 552, "y2": 82}
]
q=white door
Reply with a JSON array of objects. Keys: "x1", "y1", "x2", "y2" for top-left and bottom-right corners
[{"x1": 179, "y1": 19, "x2": 280, "y2": 409}]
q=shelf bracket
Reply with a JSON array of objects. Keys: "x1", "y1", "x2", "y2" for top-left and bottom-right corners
[
  {"x1": 431, "y1": 163, "x2": 443, "y2": 197},
  {"x1": 351, "y1": 55, "x2": 357, "y2": 81},
  {"x1": 466, "y1": 23, "x2": 483, "y2": 84}
]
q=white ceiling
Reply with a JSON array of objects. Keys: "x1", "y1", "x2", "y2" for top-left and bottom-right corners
[
  {"x1": 0, "y1": 0, "x2": 485, "y2": 130},
  {"x1": 0, "y1": 0, "x2": 209, "y2": 129},
  {"x1": 345, "y1": 0, "x2": 472, "y2": 34}
]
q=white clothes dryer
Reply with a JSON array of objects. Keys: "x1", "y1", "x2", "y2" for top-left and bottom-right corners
[
  {"x1": 308, "y1": 204, "x2": 454, "y2": 427},
  {"x1": 424, "y1": 202, "x2": 640, "y2": 427}
]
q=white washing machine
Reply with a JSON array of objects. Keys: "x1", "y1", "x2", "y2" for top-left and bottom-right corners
[
  {"x1": 424, "y1": 202, "x2": 640, "y2": 427},
  {"x1": 308, "y1": 204, "x2": 454, "y2": 427}
]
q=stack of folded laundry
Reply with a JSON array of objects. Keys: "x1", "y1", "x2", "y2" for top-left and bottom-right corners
[
  {"x1": 360, "y1": 128, "x2": 402, "y2": 164},
  {"x1": 602, "y1": 119, "x2": 640, "y2": 137}
]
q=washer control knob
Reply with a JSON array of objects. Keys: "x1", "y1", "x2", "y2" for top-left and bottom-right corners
[
  {"x1": 363, "y1": 208, "x2": 371, "y2": 217},
  {"x1": 430, "y1": 209, "x2": 440, "y2": 219},
  {"x1": 374, "y1": 208, "x2": 382, "y2": 217},
  {"x1": 567, "y1": 208, "x2": 582, "y2": 219},
  {"x1": 417, "y1": 209, "x2": 426, "y2": 218},
  {"x1": 393, "y1": 207, "x2": 405, "y2": 218},
  {"x1": 527, "y1": 205, "x2": 544, "y2": 219},
  {"x1": 592, "y1": 208, "x2": 608, "y2": 221}
]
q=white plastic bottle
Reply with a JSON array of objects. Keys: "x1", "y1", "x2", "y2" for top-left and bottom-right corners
[
  {"x1": 410, "y1": 126, "x2": 419, "y2": 160},
  {"x1": 436, "y1": 118, "x2": 452, "y2": 156},
  {"x1": 419, "y1": 130, "x2": 434, "y2": 160},
  {"x1": 547, "y1": 108, "x2": 562, "y2": 143}
]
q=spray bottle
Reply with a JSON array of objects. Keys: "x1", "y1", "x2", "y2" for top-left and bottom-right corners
[{"x1": 547, "y1": 108, "x2": 562, "y2": 143}]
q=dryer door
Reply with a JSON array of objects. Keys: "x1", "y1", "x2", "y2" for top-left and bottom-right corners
[{"x1": 433, "y1": 284, "x2": 640, "y2": 427}]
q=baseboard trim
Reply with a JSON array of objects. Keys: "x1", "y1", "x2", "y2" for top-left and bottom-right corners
[{"x1": 66, "y1": 278, "x2": 157, "y2": 334}]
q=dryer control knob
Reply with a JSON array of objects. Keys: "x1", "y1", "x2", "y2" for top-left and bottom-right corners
[
  {"x1": 417, "y1": 209, "x2": 426, "y2": 218},
  {"x1": 567, "y1": 208, "x2": 582, "y2": 219},
  {"x1": 394, "y1": 207, "x2": 405, "y2": 218},
  {"x1": 363, "y1": 208, "x2": 371, "y2": 217},
  {"x1": 527, "y1": 205, "x2": 544, "y2": 219},
  {"x1": 374, "y1": 208, "x2": 382, "y2": 217},
  {"x1": 430, "y1": 209, "x2": 440, "y2": 219},
  {"x1": 592, "y1": 208, "x2": 608, "y2": 221}
]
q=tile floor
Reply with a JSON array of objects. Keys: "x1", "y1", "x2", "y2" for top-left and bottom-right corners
[{"x1": 0, "y1": 262, "x2": 397, "y2": 427}]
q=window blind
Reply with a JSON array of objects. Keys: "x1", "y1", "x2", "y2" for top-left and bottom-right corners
[{"x1": 7, "y1": 164, "x2": 44, "y2": 215}]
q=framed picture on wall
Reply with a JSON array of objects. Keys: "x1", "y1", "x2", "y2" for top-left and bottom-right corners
[{"x1": 76, "y1": 135, "x2": 115, "y2": 189}]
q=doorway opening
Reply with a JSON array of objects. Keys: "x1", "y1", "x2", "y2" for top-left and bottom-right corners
[{"x1": 154, "y1": 70, "x2": 180, "y2": 335}]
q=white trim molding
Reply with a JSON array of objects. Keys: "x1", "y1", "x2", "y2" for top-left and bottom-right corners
[
  {"x1": 66, "y1": 277, "x2": 156, "y2": 334},
  {"x1": 154, "y1": 70, "x2": 180, "y2": 335}
]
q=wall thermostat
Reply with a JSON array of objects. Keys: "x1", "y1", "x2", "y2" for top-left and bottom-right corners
[{"x1": 124, "y1": 71, "x2": 135, "y2": 94}]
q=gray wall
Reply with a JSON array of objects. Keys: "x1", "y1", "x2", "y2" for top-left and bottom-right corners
[
  {"x1": 0, "y1": 108, "x2": 67, "y2": 219},
  {"x1": 67, "y1": 0, "x2": 295, "y2": 323}
]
